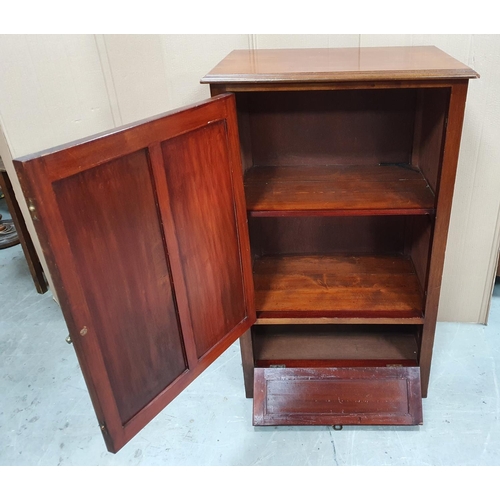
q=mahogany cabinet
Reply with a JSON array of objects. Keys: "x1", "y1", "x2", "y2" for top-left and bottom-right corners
[{"x1": 13, "y1": 46, "x2": 478, "y2": 453}]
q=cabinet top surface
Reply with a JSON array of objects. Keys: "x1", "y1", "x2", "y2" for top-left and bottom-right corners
[{"x1": 201, "y1": 46, "x2": 479, "y2": 84}]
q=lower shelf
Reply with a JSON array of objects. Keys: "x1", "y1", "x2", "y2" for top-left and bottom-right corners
[
  {"x1": 253, "y1": 324, "x2": 419, "y2": 368},
  {"x1": 253, "y1": 254, "x2": 425, "y2": 324},
  {"x1": 253, "y1": 366, "x2": 423, "y2": 426}
]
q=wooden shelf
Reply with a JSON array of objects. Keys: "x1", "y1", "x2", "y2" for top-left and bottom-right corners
[
  {"x1": 244, "y1": 165, "x2": 435, "y2": 216},
  {"x1": 253, "y1": 254, "x2": 424, "y2": 324},
  {"x1": 253, "y1": 324, "x2": 419, "y2": 367}
]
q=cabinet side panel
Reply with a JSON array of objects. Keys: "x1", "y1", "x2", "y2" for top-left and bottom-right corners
[
  {"x1": 413, "y1": 88, "x2": 450, "y2": 193},
  {"x1": 52, "y1": 149, "x2": 187, "y2": 425},
  {"x1": 162, "y1": 121, "x2": 247, "y2": 359},
  {"x1": 408, "y1": 216, "x2": 433, "y2": 300},
  {"x1": 235, "y1": 93, "x2": 254, "y2": 174},
  {"x1": 419, "y1": 82, "x2": 469, "y2": 396}
]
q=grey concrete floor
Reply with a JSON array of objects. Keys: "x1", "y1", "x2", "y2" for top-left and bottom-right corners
[{"x1": 1, "y1": 195, "x2": 500, "y2": 465}]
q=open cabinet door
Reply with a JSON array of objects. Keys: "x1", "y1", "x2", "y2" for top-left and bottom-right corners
[{"x1": 14, "y1": 94, "x2": 255, "y2": 453}]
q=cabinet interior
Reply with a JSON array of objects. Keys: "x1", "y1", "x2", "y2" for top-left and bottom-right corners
[
  {"x1": 236, "y1": 88, "x2": 449, "y2": 179},
  {"x1": 248, "y1": 215, "x2": 432, "y2": 323},
  {"x1": 237, "y1": 86, "x2": 449, "y2": 361},
  {"x1": 252, "y1": 324, "x2": 420, "y2": 368}
]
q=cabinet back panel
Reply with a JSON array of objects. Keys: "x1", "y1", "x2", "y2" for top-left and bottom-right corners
[
  {"x1": 53, "y1": 150, "x2": 187, "y2": 425},
  {"x1": 249, "y1": 216, "x2": 407, "y2": 257},
  {"x1": 246, "y1": 90, "x2": 416, "y2": 167},
  {"x1": 252, "y1": 324, "x2": 420, "y2": 366}
]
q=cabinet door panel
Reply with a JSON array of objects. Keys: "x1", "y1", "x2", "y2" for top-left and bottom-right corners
[
  {"x1": 14, "y1": 94, "x2": 255, "y2": 453},
  {"x1": 52, "y1": 149, "x2": 187, "y2": 425},
  {"x1": 161, "y1": 121, "x2": 247, "y2": 359}
]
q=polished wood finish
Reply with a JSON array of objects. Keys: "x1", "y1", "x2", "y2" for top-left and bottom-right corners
[
  {"x1": 161, "y1": 121, "x2": 249, "y2": 359},
  {"x1": 11, "y1": 47, "x2": 476, "y2": 450},
  {"x1": 207, "y1": 49, "x2": 475, "y2": 409},
  {"x1": 419, "y1": 81, "x2": 469, "y2": 396},
  {"x1": 245, "y1": 165, "x2": 435, "y2": 216},
  {"x1": 244, "y1": 90, "x2": 416, "y2": 168},
  {"x1": 52, "y1": 150, "x2": 187, "y2": 425},
  {"x1": 14, "y1": 93, "x2": 255, "y2": 452},
  {"x1": 412, "y1": 88, "x2": 450, "y2": 194},
  {"x1": 0, "y1": 167, "x2": 47, "y2": 293},
  {"x1": 202, "y1": 47, "x2": 479, "y2": 84},
  {"x1": 239, "y1": 329, "x2": 255, "y2": 398},
  {"x1": 253, "y1": 367, "x2": 423, "y2": 426},
  {"x1": 253, "y1": 324, "x2": 419, "y2": 367},
  {"x1": 406, "y1": 215, "x2": 434, "y2": 300},
  {"x1": 253, "y1": 254, "x2": 424, "y2": 322},
  {"x1": 249, "y1": 216, "x2": 409, "y2": 257},
  {"x1": 211, "y1": 80, "x2": 470, "y2": 94}
]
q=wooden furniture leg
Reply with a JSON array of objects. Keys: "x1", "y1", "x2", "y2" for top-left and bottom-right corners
[{"x1": 239, "y1": 329, "x2": 254, "y2": 398}]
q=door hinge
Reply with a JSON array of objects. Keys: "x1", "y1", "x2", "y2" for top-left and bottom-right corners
[
  {"x1": 99, "y1": 423, "x2": 108, "y2": 434},
  {"x1": 27, "y1": 198, "x2": 39, "y2": 221}
]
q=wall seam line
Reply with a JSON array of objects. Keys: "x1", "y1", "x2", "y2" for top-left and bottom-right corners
[{"x1": 94, "y1": 35, "x2": 123, "y2": 127}]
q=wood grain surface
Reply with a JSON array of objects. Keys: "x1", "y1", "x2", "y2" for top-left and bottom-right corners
[
  {"x1": 253, "y1": 324, "x2": 419, "y2": 367},
  {"x1": 202, "y1": 47, "x2": 479, "y2": 84},
  {"x1": 14, "y1": 94, "x2": 255, "y2": 452},
  {"x1": 253, "y1": 366, "x2": 423, "y2": 426},
  {"x1": 253, "y1": 254, "x2": 424, "y2": 322},
  {"x1": 245, "y1": 165, "x2": 435, "y2": 215}
]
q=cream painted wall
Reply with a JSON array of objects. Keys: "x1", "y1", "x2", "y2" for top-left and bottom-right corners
[
  {"x1": 0, "y1": 34, "x2": 118, "y2": 294},
  {"x1": 1, "y1": 34, "x2": 499, "y2": 323}
]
